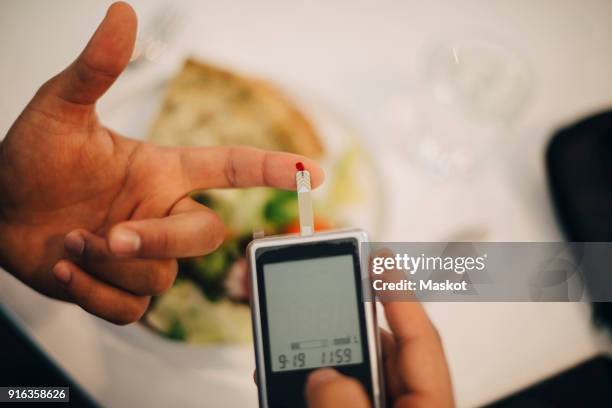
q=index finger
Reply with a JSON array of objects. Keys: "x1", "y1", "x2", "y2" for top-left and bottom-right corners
[{"x1": 179, "y1": 146, "x2": 325, "y2": 190}]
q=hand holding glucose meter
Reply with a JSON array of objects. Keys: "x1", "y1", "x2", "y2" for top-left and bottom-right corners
[{"x1": 247, "y1": 164, "x2": 384, "y2": 408}]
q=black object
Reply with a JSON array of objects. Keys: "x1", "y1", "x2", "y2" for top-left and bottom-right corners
[
  {"x1": 0, "y1": 306, "x2": 99, "y2": 407},
  {"x1": 546, "y1": 110, "x2": 612, "y2": 328},
  {"x1": 252, "y1": 238, "x2": 377, "y2": 408},
  {"x1": 486, "y1": 355, "x2": 612, "y2": 408}
]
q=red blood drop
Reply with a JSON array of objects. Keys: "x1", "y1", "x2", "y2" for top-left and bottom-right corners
[{"x1": 296, "y1": 162, "x2": 305, "y2": 171}]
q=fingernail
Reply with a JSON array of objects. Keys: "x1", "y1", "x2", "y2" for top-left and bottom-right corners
[
  {"x1": 306, "y1": 368, "x2": 340, "y2": 392},
  {"x1": 110, "y1": 227, "x2": 141, "y2": 255},
  {"x1": 53, "y1": 263, "x2": 72, "y2": 285},
  {"x1": 64, "y1": 231, "x2": 85, "y2": 258}
]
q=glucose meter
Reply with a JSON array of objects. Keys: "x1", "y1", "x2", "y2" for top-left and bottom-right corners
[{"x1": 247, "y1": 164, "x2": 384, "y2": 408}]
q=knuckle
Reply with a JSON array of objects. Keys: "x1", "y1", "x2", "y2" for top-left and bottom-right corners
[
  {"x1": 151, "y1": 228, "x2": 176, "y2": 257},
  {"x1": 224, "y1": 147, "x2": 239, "y2": 187}
]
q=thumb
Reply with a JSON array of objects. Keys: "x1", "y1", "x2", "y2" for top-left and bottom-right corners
[
  {"x1": 39, "y1": 2, "x2": 137, "y2": 107},
  {"x1": 305, "y1": 369, "x2": 371, "y2": 408}
]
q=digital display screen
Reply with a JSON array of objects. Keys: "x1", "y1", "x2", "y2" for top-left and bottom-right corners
[{"x1": 263, "y1": 255, "x2": 364, "y2": 372}]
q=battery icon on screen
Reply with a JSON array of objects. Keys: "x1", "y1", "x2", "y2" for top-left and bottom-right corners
[{"x1": 290, "y1": 339, "x2": 329, "y2": 350}]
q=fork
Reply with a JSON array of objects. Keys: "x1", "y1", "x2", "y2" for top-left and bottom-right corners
[{"x1": 128, "y1": 3, "x2": 182, "y2": 69}]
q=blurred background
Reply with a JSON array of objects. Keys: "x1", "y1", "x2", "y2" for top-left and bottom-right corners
[{"x1": 1, "y1": 0, "x2": 612, "y2": 406}]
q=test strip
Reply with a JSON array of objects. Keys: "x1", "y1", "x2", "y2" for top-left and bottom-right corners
[{"x1": 295, "y1": 162, "x2": 314, "y2": 236}]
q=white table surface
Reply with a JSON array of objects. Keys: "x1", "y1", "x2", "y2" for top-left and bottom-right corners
[{"x1": 1, "y1": 1, "x2": 612, "y2": 407}]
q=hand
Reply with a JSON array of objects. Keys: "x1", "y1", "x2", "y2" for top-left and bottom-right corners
[
  {"x1": 0, "y1": 2, "x2": 323, "y2": 325},
  {"x1": 305, "y1": 301, "x2": 454, "y2": 408}
]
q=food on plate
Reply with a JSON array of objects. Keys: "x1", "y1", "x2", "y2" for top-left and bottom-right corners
[{"x1": 148, "y1": 58, "x2": 323, "y2": 158}]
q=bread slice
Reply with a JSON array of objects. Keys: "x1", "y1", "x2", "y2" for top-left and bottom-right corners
[{"x1": 148, "y1": 59, "x2": 323, "y2": 158}]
